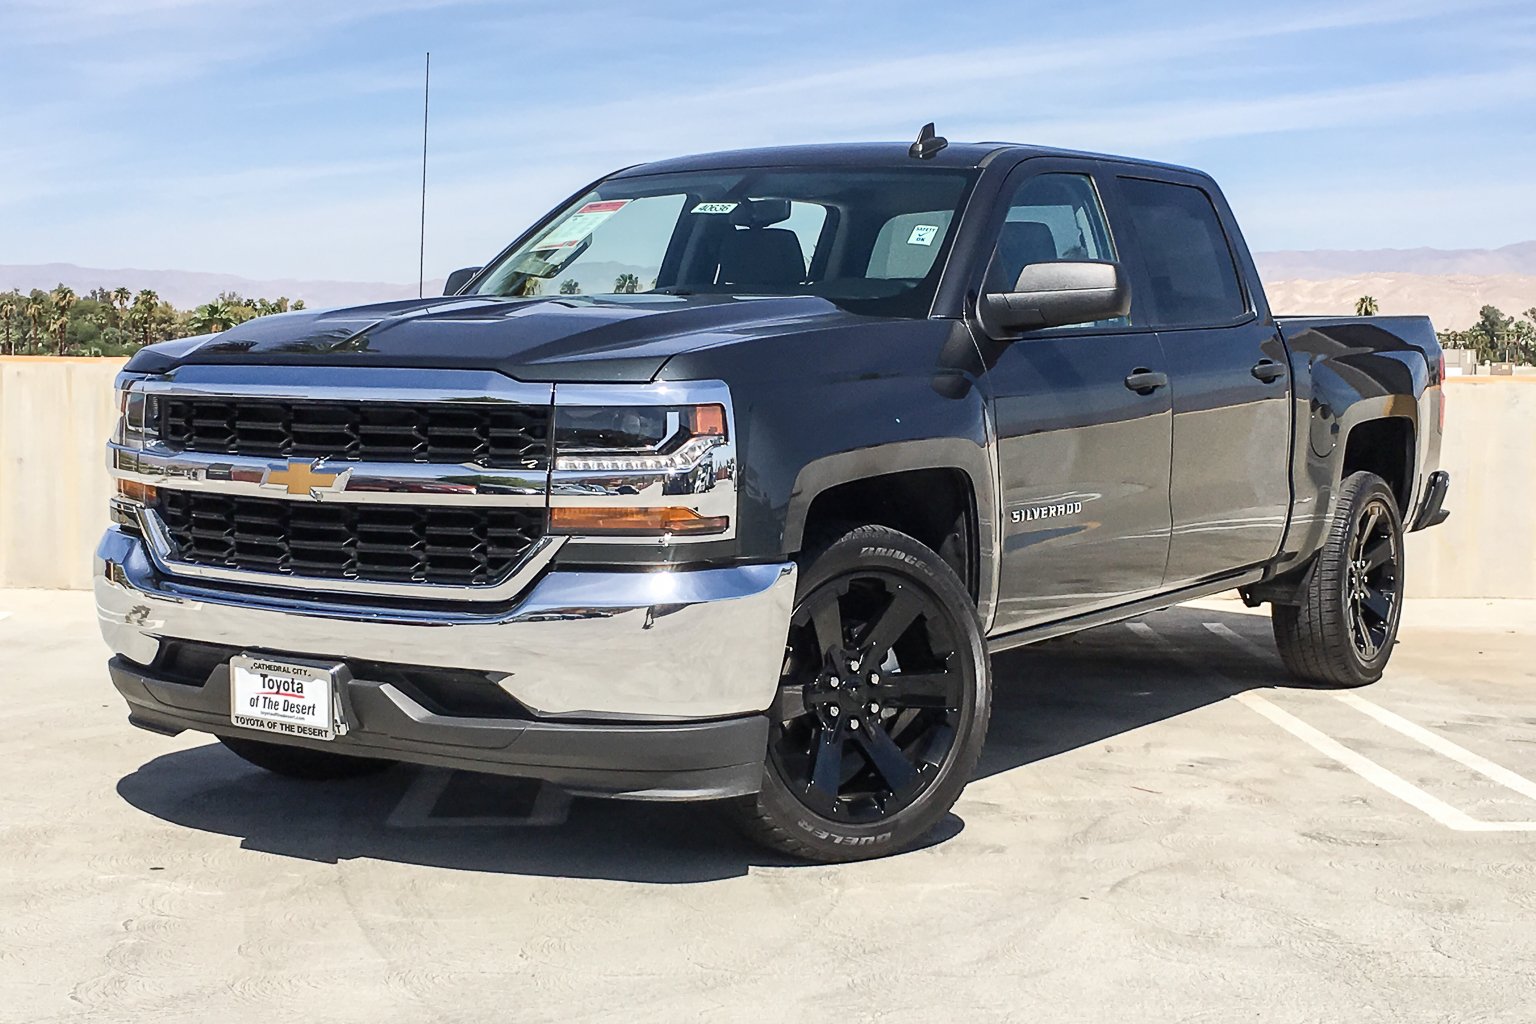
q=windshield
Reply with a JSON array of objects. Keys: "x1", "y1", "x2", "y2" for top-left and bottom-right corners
[{"x1": 471, "y1": 167, "x2": 979, "y2": 317}]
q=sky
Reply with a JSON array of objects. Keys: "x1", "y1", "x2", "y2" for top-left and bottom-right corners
[{"x1": 2, "y1": 0, "x2": 1534, "y2": 284}]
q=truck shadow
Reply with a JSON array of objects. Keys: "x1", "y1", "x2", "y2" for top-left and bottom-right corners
[{"x1": 115, "y1": 603, "x2": 1291, "y2": 883}]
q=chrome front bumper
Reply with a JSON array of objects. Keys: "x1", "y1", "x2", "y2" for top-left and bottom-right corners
[{"x1": 96, "y1": 527, "x2": 796, "y2": 721}]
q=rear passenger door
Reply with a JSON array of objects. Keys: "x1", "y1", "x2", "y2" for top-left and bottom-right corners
[{"x1": 1112, "y1": 174, "x2": 1292, "y2": 586}]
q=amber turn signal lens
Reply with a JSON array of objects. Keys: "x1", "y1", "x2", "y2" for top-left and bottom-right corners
[
  {"x1": 116, "y1": 480, "x2": 158, "y2": 503},
  {"x1": 549, "y1": 506, "x2": 729, "y2": 536},
  {"x1": 690, "y1": 404, "x2": 727, "y2": 437}
]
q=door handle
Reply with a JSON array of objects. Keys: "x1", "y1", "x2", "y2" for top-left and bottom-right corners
[
  {"x1": 1123, "y1": 369, "x2": 1168, "y2": 395},
  {"x1": 1251, "y1": 359, "x2": 1287, "y2": 383}
]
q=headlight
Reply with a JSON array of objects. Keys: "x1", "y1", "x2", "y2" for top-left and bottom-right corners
[
  {"x1": 548, "y1": 385, "x2": 736, "y2": 540},
  {"x1": 111, "y1": 377, "x2": 158, "y2": 451},
  {"x1": 553, "y1": 404, "x2": 726, "y2": 472}
]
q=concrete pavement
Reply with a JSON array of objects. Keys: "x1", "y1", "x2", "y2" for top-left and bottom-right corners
[{"x1": 3, "y1": 590, "x2": 1535, "y2": 1023}]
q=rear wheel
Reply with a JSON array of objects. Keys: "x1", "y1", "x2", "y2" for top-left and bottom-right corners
[
  {"x1": 1272, "y1": 471, "x2": 1405, "y2": 687},
  {"x1": 218, "y1": 735, "x2": 393, "y2": 780},
  {"x1": 728, "y1": 525, "x2": 991, "y2": 862}
]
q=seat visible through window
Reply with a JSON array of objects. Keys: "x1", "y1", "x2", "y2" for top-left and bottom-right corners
[{"x1": 716, "y1": 229, "x2": 806, "y2": 288}]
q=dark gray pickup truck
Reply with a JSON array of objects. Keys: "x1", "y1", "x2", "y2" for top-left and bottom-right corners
[{"x1": 98, "y1": 130, "x2": 1449, "y2": 861}]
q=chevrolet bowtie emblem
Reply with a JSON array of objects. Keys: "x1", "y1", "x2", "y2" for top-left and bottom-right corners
[{"x1": 264, "y1": 459, "x2": 348, "y2": 498}]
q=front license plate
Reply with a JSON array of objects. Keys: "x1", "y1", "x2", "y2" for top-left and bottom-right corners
[{"x1": 230, "y1": 654, "x2": 342, "y2": 741}]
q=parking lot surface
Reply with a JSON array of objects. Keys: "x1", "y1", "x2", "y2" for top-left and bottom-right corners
[{"x1": 4, "y1": 590, "x2": 1535, "y2": 1023}]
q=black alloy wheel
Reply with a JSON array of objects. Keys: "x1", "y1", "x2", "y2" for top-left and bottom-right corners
[
  {"x1": 1272, "y1": 471, "x2": 1405, "y2": 688},
  {"x1": 729, "y1": 525, "x2": 990, "y2": 862},
  {"x1": 1345, "y1": 495, "x2": 1402, "y2": 661},
  {"x1": 772, "y1": 569, "x2": 963, "y2": 822}
]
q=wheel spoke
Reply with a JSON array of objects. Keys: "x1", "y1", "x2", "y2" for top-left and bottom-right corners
[
  {"x1": 1358, "y1": 507, "x2": 1381, "y2": 551},
  {"x1": 1362, "y1": 587, "x2": 1392, "y2": 622},
  {"x1": 879, "y1": 669, "x2": 960, "y2": 710},
  {"x1": 860, "y1": 588, "x2": 922, "y2": 663},
  {"x1": 772, "y1": 684, "x2": 808, "y2": 723},
  {"x1": 809, "y1": 723, "x2": 845, "y2": 798},
  {"x1": 1362, "y1": 537, "x2": 1394, "y2": 573},
  {"x1": 854, "y1": 723, "x2": 920, "y2": 797},
  {"x1": 810, "y1": 592, "x2": 845, "y2": 661}
]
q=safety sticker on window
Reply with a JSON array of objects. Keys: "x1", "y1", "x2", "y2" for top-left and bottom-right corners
[
  {"x1": 907, "y1": 224, "x2": 939, "y2": 246},
  {"x1": 532, "y1": 200, "x2": 631, "y2": 250},
  {"x1": 691, "y1": 202, "x2": 738, "y2": 215}
]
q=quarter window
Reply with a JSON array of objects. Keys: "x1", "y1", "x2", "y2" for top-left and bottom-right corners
[{"x1": 1117, "y1": 177, "x2": 1247, "y2": 328}]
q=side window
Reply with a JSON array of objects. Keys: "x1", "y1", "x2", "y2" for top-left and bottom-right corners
[
  {"x1": 868, "y1": 210, "x2": 955, "y2": 280},
  {"x1": 1117, "y1": 177, "x2": 1246, "y2": 327},
  {"x1": 986, "y1": 172, "x2": 1121, "y2": 327}
]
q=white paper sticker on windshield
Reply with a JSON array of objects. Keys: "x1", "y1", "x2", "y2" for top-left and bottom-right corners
[
  {"x1": 691, "y1": 202, "x2": 738, "y2": 215},
  {"x1": 531, "y1": 199, "x2": 630, "y2": 251},
  {"x1": 907, "y1": 224, "x2": 939, "y2": 246}
]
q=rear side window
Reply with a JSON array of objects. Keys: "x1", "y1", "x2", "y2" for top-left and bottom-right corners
[{"x1": 1117, "y1": 177, "x2": 1247, "y2": 328}]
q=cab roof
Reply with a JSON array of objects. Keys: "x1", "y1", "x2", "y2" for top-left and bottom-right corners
[{"x1": 613, "y1": 141, "x2": 1203, "y2": 178}]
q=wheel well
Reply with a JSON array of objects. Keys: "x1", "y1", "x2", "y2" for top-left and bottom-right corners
[
  {"x1": 1341, "y1": 417, "x2": 1414, "y2": 513},
  {"x1": 799, "y1": 469, "x2": 979, "y2": 602}
]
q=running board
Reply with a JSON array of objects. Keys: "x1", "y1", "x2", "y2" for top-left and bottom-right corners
[{"x1": 984, "y1": 570, "x2": 1266, "y2": 655}]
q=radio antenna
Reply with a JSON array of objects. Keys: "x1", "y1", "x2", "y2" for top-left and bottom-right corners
[{"x1": 417, "y1": 51, "x2": 430, "y2": 298}]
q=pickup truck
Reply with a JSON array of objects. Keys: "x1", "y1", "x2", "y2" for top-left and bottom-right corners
[{"x1": 98, "y1": 130, "x2": 1450, "y2": 862}]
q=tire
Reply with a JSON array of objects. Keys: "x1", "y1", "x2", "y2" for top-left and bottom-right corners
[
  {"x1": 217, "y1": 735, "x2": 393, "y2": 780},
  {"x1": 727, "y1": 525, "x2": 991, "y2": 862},
  {"x1": 1272, "y1": 471, "x2": 1405, "y2": 688}
]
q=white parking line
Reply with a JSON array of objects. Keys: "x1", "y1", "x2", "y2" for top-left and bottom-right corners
[
  {"x1": 1202, "y1": 621, "x2": 1536, "y2": 807},
  {"x1": 1124, "y1": 621, "x2": 1536, "y2": 832}
]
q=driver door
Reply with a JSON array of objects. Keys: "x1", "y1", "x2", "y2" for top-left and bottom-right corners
[{"x1": 980, "y1": 165, "x2": 1173, "y2": 634}]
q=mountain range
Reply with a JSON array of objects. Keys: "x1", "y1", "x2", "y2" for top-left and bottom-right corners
[{"x1": 5, "y1": 243, "x2": 1535, "y2": 331}]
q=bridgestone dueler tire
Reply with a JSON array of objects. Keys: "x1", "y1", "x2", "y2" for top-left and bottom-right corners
[
  {"x1": 218, "y1": 735, "x2": 393, "y2": 780},
  {"x1": 727, "y1": 525, "x2": 991, "y2": 862},
  {"x1": 1272, "y1": 471, "x2": 1404, "y2": 688}
]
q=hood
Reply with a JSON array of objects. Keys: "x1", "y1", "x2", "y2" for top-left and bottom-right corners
[{"x1": 126, "y1": 293, "x2": 866, "y2": 383}]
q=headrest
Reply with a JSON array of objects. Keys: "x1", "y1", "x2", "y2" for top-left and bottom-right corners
[
  {"x1": 716, "y1": 228, "x2": 806, "y2": 288},
  {"x1": 729, "y1": 198, "x2": 792, "y2": 228}
]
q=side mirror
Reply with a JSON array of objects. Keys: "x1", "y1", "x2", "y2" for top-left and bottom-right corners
[
  {"x1": 443, "y1": 266, "x2": 482, "y2": 296},
  {"x1": 979, "y1": 261, "x2": 1131, "y2": 337}
]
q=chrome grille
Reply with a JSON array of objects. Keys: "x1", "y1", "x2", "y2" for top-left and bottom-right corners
[
  {"x1": 156, "y1": 491, "x2": 544, "y2": 587},
  {"x1": 152, "y1": 396, "x2": 549, "y2": 468}
]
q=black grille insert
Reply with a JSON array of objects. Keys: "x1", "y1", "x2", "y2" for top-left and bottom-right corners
[
  {"x1": 152, "y1": 397, "x2": 549, "y2": 468},
  {"x1": 156, "y1": 492, "x2": 544, "y2": 587}
]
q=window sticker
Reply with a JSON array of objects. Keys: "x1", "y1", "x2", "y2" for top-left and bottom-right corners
[
  {"x1": 907, "y1": 224, "x2": 939, "y2": 246},
  {"x1": 691, "y1": 201, "x2": 738, "y2": 215},
  {"x1": 532, "y1": 199, "x2": 631, "y2": 250}
]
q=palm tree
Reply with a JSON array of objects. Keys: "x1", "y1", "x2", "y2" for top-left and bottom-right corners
[
  {"x1": 110, "y1": 286, "x2": 132, "y2": 328},
  {"x1": 0, "y1": 296, "x2": 16, "y2": 355},
  {"x1": 1354, "y1": 295, "x2": 1379, "y2": 316},
  {"x1": 189, "y1": 300, "x2": 239, "y2": 333},
  {"x1": 613, "y1": 273, "x2": 640, "y2": 294},
  {"x1": 559, "y1": 279, "x2": 581, "y2": 295},
  {"x1": 49, "y1": 285, "x2": 78, "y2": 355},
  {"x1": 130, "y1": 289, "x2": 161, "y2": 347},
  {"x1": 50, "y1": 311, "x2": 71, "y2": 356},
  {"x1": 24, "y1": 293, "x2": 50, "y2": 354}
]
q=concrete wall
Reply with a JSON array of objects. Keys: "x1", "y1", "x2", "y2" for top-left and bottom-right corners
[
  {"x1": 1406, "y1": 377, "x2": 1535, "y2": 599},
  {"x1": 0, "y1": 358, "x2": 124, "y2": 590},
  {"x1": 0, "y1": 359, "x2": 1529, "y2": 596}
]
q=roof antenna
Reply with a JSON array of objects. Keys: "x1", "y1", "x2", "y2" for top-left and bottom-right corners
[{"x1": 909, "y1": 122, "x2": 948, "y2": 160}]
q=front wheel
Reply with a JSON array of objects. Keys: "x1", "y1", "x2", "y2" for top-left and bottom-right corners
[
  {"x1": 1272, "y1": 471, "x2": 1405, "y2": 687},
  {"x1": 728, "y1": 525, "x2": 991, "y2": 862}
]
